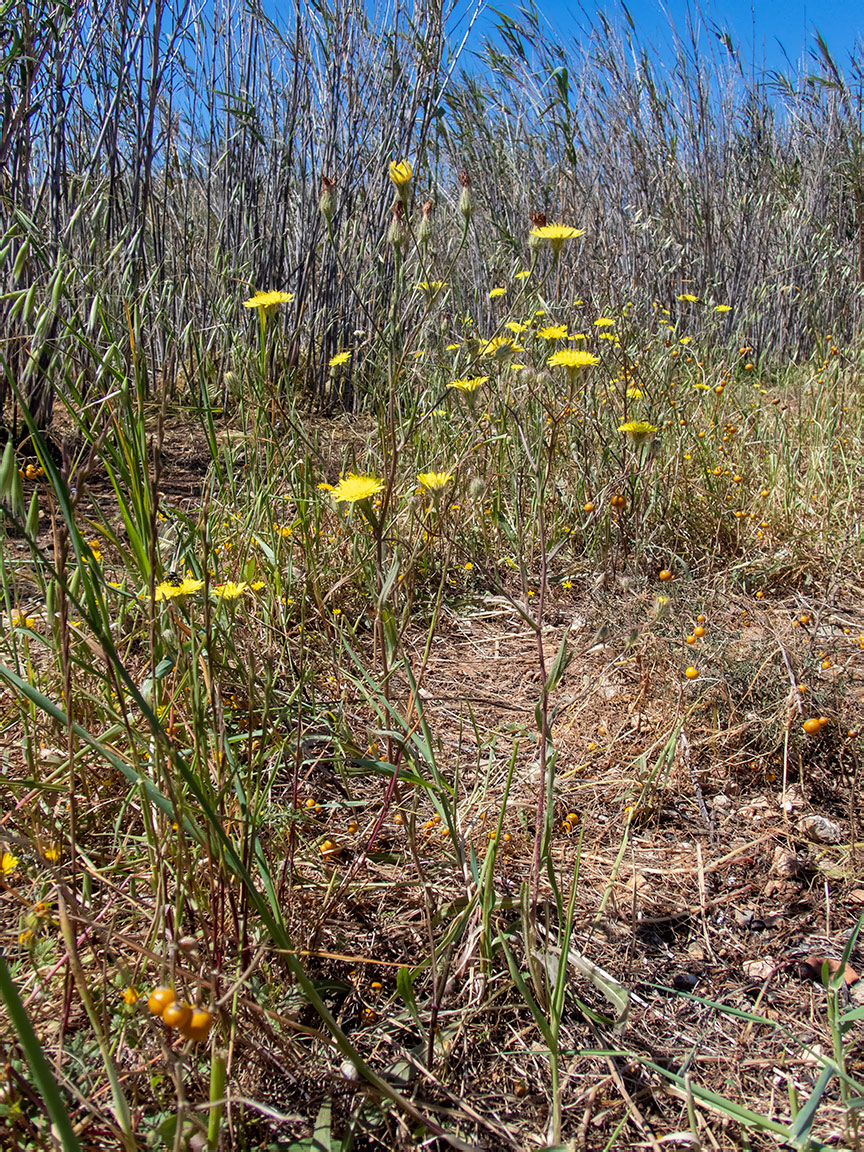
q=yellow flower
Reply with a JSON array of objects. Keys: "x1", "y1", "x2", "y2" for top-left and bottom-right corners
[
  {"x1": 389, "y1": 159, "x2": 413, "y2": 187},
  {"x1": 212, "y1": 581, "x2": 248, "y2": 600},
  {"x1": 329, "y1": 351, "x2": 351, "y2": 368},
  {"x1": 488, "y1": 287, "x2": 507, "y2": 298},
  {"x1": 618, "y1": 421, "x2": 658, "y2": 444},
  {"x1": 505, "y1": 321, "x2": 528, "y2": 333},
  {"x1": 537, "y1": 324, "x2": 568, "y2": 340},
  {"x1": 43, "y1": 846, "x2": 61, "y2": 863},
  {"x1": 515, "y1": 270, "x2": 531, "y2": 280},
  {"x1": 529, "y1": 223, "x2": 585, "y2": 253},
  {"x1": 448, "y1": 376, "x2": 488, "y2": 392},
  {"x1": 594, "y1": 317, "x2": 615, "y2": 327},
  {"x1": 417, "y1": 471, "x2": 453, "y2": 491},
  {"x1": 626, "y1": 387, "x2": 643, "y2": 399},
  {"x1": 329, "y1": 474, "x2": 385, "y2": 503},
  {"x1": 445, "y1": 343, "x2": 460, "y2": 351},
  {"x1": 679, "y1": 336, "x2": 692, "y2": 344},
  {"x1": 414, "y1": 281, "x2": 448, "y2": 301},
  {"x1": 154, "y1": 577, "x2": 204, "y2": 600},
  {"x1": 546, "y1": 349, "x2": 600, "y2": 372},
  {"x1": 677, "y1": 293, "x2": 699, "y2": 302},
  {"x1": 243, "y1": 290, "x2": 294, "y2": 313},
  {"x1": 480, "y1": 336, "x2": 522, "y2": 360},
  {"x1": 250, "y1": 581, "x2": 266, "y2": 591},
  {"x1": 715, "y1": 304, "x2": 732, "y2": 312},
  {"x1": 1, "y1": 852, "x2": 18, "y2": 875},
  {"x1": 122, "y1": 987, "x2": 139, "y2": 1007}
]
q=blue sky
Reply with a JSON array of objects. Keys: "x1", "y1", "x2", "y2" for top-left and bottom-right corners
[{"x1": 464, "y1": 0, "x2": 863, "y2": 78}]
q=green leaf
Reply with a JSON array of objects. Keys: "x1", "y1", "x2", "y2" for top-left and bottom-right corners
[{"x1": 0, "y1": 954, "x2": 82, "y2": 1152}]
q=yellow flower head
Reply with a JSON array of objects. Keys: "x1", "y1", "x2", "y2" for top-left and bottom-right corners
[
  {"x1": 1, "y1": 852, "x2": 18, "y2": 876},
  {"x1": 480, "y1": 336, "x2": 522, "y2": 360},
  {"x1": 488, "y1": 287, "x2": 507, "y2": 298},
  {"x1": 243, "y1": 290, "x2": 294, "y2": 314},
  {"x1": 537, "y1": 324, "x2": 568, "y2": 340},
  {"x1": 529, "y1": 224, "x2": 585, "y2": 253},
  {"x1": 594, "y1": 317, "x2": 615, "y2": 327},
  {"x1": 329, "y1": 473, "x2": 385, "y2": 503},
  {"x1": 715, "y1": 304, "x2": 732, "y2": 312},
  {"x1": 417, "y1": 471, "x2": 453, "y2": 491},
  {"x1": 505, "y1": 321, "x2": 528, "y2": 333},
  {"x1": 389, "y1": 159, "x2": 413, "y2": 187},
  {"x1": 677, "y1": 293, "x2": 699, "y2": 302},
  {"x1": 448, "y1": 376, "x2": 488, "y2": 392},
  {"x1": 329, "y1": 351, "x2": 351, "y2": 368},
  {"x1": 626, "y1": 387, "x2": 644, "y2": 399},
  {"x1": 515, "y1": 269, "x2": 531, "y2": 280},
  {"x1": 618, "y1": 421, "x2": 658, "y2": 444},
  {"x1": 414, "y1": 281, "x2": 448, "y2": 297},
  {"x1": 212, "y1": 581, "x2": 248, "y2": 600},
  {"x1": 154, "y1": 577, "x2": 205, "y2": 600},
  {"x1": 547, "y1": 349, "x2": 600, "y2": 372}
]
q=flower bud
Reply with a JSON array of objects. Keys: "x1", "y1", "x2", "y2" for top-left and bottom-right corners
[
  {"x1": 419, "y1": 199, "x2": 434, "y2": 245},
  {"x1": 387, "y1": 201, "x2": 407, "y2": 248},
  {"x1": 529, "y1": 210, "x2": 546, "y2": 251},
  {"x1": 319, "y1": 175, "x2": 336, "y2": 223},
  {"x1": 458, "y1": 170, "x2": 473, "y2": 221}
]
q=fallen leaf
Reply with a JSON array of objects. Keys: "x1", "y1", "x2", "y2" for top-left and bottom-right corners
[{"x1": 797, "y1": 955, "x2": 859, "y2": 986}]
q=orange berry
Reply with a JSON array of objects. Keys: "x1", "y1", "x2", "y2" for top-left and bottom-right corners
[
  {"x1": 147, "y1": 987, "x2": 175, "y2": 1017},
  {"x1": 658, "y1": 569, "x2": 672, "y2": 581},
  {"x1": 583, "y1": 501, "x2": 595, "y2": 512},
  {"x1": 161, "y1": 1002, "x2": 193, "y2": 1031},
  {"x1": 684, "y1": 667, "x2": 699, "y2": 680},
  {"x1": 179, "y1": 1009, "x2": 214, "y2": 1043},
  {"x1": 611, "y1": 493, "x2": 626, "y2": 509},
  {"x1": 693, "y1": 626, "x2": 705, "y2": 637},
  {"x1": 802, "y1": 718, "x2": 822, "y2": 736}
]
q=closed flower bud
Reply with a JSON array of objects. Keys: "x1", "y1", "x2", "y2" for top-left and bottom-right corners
[
  {"x1": 319, "y1": 175, "x2": 336, "y2": 223},
  {"x1": 419, "y1": 199, "x2": 434, "y2": 245},
  {"x1": 387, "y1": 201, "x2": 407, "y2": 248},
  {"x1": 458, "y1": 170, "x2": 473, "y2": 221},
  {"x1": 529, "y1": 210, "x2": 547, "y2": 251}
]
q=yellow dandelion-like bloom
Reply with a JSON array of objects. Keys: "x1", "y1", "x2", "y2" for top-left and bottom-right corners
[
  {"x1": 677, "y1": 293, "x2": 699, "y2": 302},
  {"x1": 389, "y1": 159, "x2": 413, "y2": 187},
  {"x1": 1, "y1": 852, "x2": 18, "y2": 876},
  {"x1": 626, "y1": 387, "x2": 644, "y2": 399},
  {"x1": 329, "y1": 474, "x2": 385, "y2": 503},
  {"x1": 572, "y1": 333, "x2": 587, "y2": 341},
  {"x1": 329, "y1": 351, "x2": 351, "y2": 368},
  {"x1": 122, "y1": 987, "x2": 139, "y2": 1007},
  {"x1": 445, "y1": 343, "x2": 460, "y2": 351},
  {"x1": 448, "y1": 376, "x2": 488, "y2": 392},
  {"x1": 515, "y1": 270, "x2": 531, "y2": 280},
  {"x1": 715, "y1": 304, "x2": 732, "y2": 312},
  {"x1": 154, "y1": 577, "x2": 205, "y2": 600},
  {"x1": 529, "y1": 223, "x2": 585, "y2": 253},
  {"x1": 594, "y1": 317, "x2": 615, "y2": 327},
  {"x1": 243, "y1": 290, "x2": 294, "y2": 314},
  {"x1": 505, "y1": 321, "x2": 528, "y2": 334},
  {"x1": 212, "y1": 581, "x2": 248, "y2": 600},
  {"x1": 618, "y1": 421, "x2": 658, "y2": 444},
  {"x1": 679, "y1": 336, "x2": 692, "y2": 344},
  {"x1": 547, "y1": 349, "x2": 600, "y2": 371},
  {"x1": 414, "y1": 281, "x2": 448, "y2": 301},
  {"x1": 480, "y1": 336, "x2": 522, "y2": 360},
  {"x1": 417, "y1": 471, "x2": 453, "y2": 491},
  {"x1": 43, "y1": 846, "x2": 61, "y2": 862},
  {"x1": 488, "y1": 287, "x2": 507, "y2": 298},
  {"x1": 537, "y1": 324, "x2": 568, "y2": 340}
]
